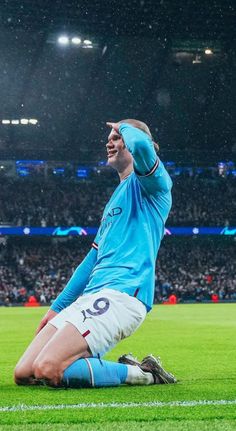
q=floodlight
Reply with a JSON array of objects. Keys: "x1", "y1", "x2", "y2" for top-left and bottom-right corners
[
  {"x1": 2, "y1": 120, "x2": 10, "y2": 124},
  {"x1": 20, "y1": 119, "x2": 29, "y2": 125},
  {"x1": 58, "y1": 35, "x2": 69, "y2": 45},
  {"x1": 83, "y1": 39, "x2": 92, "y2": 45},
  {"x1": 205, "y1": 49, "x2": 213, "y2": 55},
  {"x1": 29, "y1": 119, "x2": 38, "y2": 125},
  {"x1": 72, "y1": 37, "x2": 81, "y2": 45},
  {"x1": 11, "y1": 120, "x2": 19, "y2": 125}
]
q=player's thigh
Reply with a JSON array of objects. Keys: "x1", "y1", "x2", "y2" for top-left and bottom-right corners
[
  {"x1": 15, "y1": 323, "x2": 57, "y2": 377},
  {"x1": 34, "y1": 289, "x2": 146, "y2": 376},
  {"x1": 33, "y1": 321, "x2": 90, "y2": 373},
  {"x1": 54, "y1": 289, "x2": 146, "y2": 359}
]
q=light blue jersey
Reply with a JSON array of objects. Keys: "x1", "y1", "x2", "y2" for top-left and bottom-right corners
[{"x1": 51, "y1": 123, "x2": 172, "y2": 313}]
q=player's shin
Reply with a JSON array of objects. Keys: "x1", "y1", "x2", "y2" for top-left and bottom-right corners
[{"x1": 62, "y1": 357, "x2": 128, "y2": 388}]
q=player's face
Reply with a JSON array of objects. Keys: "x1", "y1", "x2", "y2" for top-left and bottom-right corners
[{"x1": 106, "y1": 129, "x2": 133, "y2": 170}]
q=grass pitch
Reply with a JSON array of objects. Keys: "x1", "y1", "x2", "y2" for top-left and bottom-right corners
[{"x1": 0, "y1": 304, "x2": 236, "y2": 430}]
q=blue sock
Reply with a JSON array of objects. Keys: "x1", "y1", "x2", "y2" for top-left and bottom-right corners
[{"x1": 62, "y1": 358, "x2": 128, "y2": 388}]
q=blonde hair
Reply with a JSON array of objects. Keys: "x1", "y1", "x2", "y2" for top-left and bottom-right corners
[{"x1": 120, "y1": 119, "x2": 159, "y2": 152}]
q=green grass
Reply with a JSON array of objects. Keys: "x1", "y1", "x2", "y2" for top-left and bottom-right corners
[{"x1": 0, "y1": 304, "x2": 236, "y2": 430}]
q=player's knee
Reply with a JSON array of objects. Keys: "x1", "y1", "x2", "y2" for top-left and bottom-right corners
[
  {"x1": 33, "y1": 358, "x2": 59, "y2": 383},
  {"x1": 14, "y1": 364, "x2": 30, "y2": 385}
]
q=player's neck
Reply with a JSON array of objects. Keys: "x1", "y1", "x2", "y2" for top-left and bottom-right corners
[{"x1": 118, "y1": 165, "x2": 133, "y2": 182}]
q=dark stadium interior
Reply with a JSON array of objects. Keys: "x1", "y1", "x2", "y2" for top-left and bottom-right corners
[
  {"x1": 0, "y1": 0, "x2": 235, "y2": 163},
  {"x1": 0, "y1": 0, "x2": 235, "y2": 306}
]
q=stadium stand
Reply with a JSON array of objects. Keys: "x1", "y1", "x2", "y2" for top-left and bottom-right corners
[
  {"x1": 0, "y1": 168, "x2": 235, "y2": 227},
  {"x1": 0, "y1": 237, "x2": 235, "y2": 305}
]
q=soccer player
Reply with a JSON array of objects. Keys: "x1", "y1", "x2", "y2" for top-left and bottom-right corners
[{"x1": 14, "y1": 119, "x2": 176, "y2": 388}]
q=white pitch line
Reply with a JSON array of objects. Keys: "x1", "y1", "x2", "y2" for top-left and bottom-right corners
[{"x1": 0, "y1": 399, "x2": 236, "y2": 413}]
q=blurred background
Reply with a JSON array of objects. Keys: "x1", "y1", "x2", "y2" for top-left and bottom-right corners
[{"x1": 0, "y1": 0, "x2": 235, "y2": 307}]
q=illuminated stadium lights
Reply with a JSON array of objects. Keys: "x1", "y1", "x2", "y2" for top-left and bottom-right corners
[
  {"x1": 1, "y1": 118, "x2": 38, "y2": 125},
  {"x1": 20, "y1": 118, "x2": 29, "y2": 125},
  {"x1": 71, "y1": 37, "x2": 81, "y2": 45},
  {"x1": 205, "y1": 48, "x2": 213, "y2": 55},
  {"x1": 51, "y1": 34, "x2": 95, "y2": 48},
  {"x1": 83, "y1": 39, "x2": 93, "y2": 48},
  {"x1": 58, "y1": 35, "x2": 69, "y2": 45}
]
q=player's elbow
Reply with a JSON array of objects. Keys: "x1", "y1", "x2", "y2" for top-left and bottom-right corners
[
  {"x1": 163, "y1": 176, "x2": 173, "y2": 193},
  {"x1": 167, "y1": 176, "x2": 173, "y2": 191},
  {"x1": 159, "y1": 172, "x2": 173, "y2": 194}
]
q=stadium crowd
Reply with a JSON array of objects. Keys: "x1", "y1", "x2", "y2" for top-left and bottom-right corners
[
  {"x1": 0, "y1": 167, "x2": 235, "y2": 306},
  {"x1": 155, "y1": 239, "x2": 236, "y2": 303},
  {"x1": 0, "y1": 178, "x2": 111, "y2": 228},
  {"x1": 0, "y1": 169, "x2": 235, "y2": 227},
  {"x1": 170, "y1": 173, "x2": 235, "y2": 226},
  {"x1": 0, "y1": 238, "x2": 235, "y2": 306}
]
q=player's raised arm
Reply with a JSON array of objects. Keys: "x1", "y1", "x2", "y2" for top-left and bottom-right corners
[
  {"x1": 35, "y1": 246, "x2": 97, "y2": 334},
  {"x1": 120, "y1": 123, "x2": 172, "y2": 195},
  {"x1": 107, "y1": 121, "x2": 172, "y2": 196}
]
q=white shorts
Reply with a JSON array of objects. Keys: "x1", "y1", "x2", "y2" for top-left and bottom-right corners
[{"x1": 49, "y1": 289, "x2": 147, "y2": 357}]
